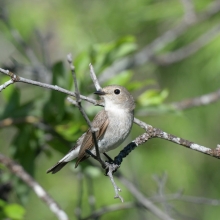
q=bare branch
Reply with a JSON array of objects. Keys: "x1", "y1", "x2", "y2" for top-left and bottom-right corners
[
  {"x1": 81, "y1": 202, "x2": 135, "y2": 220},
  {"x1": 106, "y1": 162, "x2": 123, "y2": 202},
  {"x1": 0, "y1": 79, "x2": 14, "y2": 92},
  {"x1": 151, "y1": 193, "x2": 220, "y2": 206},
  {"x1": 179, "y1": 0, "x2": 196, "y2": 23},
  {"x1": 100, "y1": 0, "x2": 220, "y2": 82},
  {"x1": 0, "y1": 68, "x2": 98, "y2": 105},
  {"x1": 89, "y1": 63, "x2": 102, "y2": 91},
  {"x1": 152, "y1": 24, "x2": 220, "y2": 65},
  {"x1": 0, "y1": 7, "x2": 40, "y2": 66},
  {"x1": 118, "y1": 175, "x2": 174, "y2": 220},
  {"x1": 171, "y1": 89, "x2": 220, "y2": 110},
  {"x1": 132, "y1": 119, "x2": 220, "y2": 160},
  {"x1": 0, "y1": 116, "x2": 39, "y2": 128},
  {"x1": 0, "y1": 153, "x2": 68, "y2": 220},
  {"x1": 111, "y1": 117, "x2": 220, "y2": 169},
  {"x1": 67, "y1": 54, "x2": 81, "y2": 102},
  {"x1": 153, "y1": 173, "x2": 172, "y2": 215},
  {"x1": 144, "y1": 0, "x2": 220, "y2": 54},
  {"x1": 175, "y1": 195, "x2": 220, "y2": 205}
]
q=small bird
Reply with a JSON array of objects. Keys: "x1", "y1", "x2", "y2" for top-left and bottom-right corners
[{"x1": 47, "y1": 85, "x2": 135, "y2": 174}]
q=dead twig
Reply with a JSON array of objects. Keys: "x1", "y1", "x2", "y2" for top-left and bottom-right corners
[{"x1": 0, "y1": 153, "x2": 68, "y2": 220}]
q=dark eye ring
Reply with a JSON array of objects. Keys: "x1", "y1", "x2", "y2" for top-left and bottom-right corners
[{"x1": 114, "y1": 89, "x2": 120, "y2": 95}]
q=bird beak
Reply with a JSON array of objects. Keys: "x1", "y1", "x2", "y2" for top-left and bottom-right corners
[{"x1": 94, "y1": 90, "x2": 106, "y2": 95}]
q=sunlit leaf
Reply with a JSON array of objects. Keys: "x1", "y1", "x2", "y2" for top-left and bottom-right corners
[
  {"x1": 105, "y1": 71, "x2": 133, "y2": 86},
  {"x1": 4, "y1": 203, "x2": 25, "y2": 220},
  {"x1": 137, "y1": 89, "x2": 169, "y2": 106}
]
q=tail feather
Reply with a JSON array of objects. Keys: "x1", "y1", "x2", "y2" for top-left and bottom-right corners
[
  {"x1": 47, "y1": 162, "x2": 68, "y2": 174},
  {"x1": 47, "y1": 144, "x2": 80, "y2": 174}
]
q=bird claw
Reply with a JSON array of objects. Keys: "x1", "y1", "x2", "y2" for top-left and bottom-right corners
[{"x1": 104, "y1": 162, "x2": 120, "y2": 176}]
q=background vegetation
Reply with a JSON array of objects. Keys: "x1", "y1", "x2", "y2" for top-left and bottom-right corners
[{"x1": 1, "y1": 0, "x2": 220, "y2": 219}]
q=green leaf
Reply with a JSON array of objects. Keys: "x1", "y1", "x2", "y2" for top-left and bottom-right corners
[
  {"x1": 89, "y1": 36, "x2": 137, "y2": 73},
  {"x1": 106, "y1": 71, "x2": 155, "y2": 92},
  {"x1": 105, "y1": 70, "x2": 133, "y2": 86},
  {"x1": 74, "y1": 51, "x2": 90, "y2": 81},
  {"x1": 43, "y1": 61, "x2": 67, "y2": 123},
  {"x1": 4, "y1": 203, "x2": 25, "y2": 220},
  {"x1": 137, "y1": 89, "x2": 169, "y2": 106},
  {"x1": 1, "y1": 88, "x2": 20, "y2": 119},
  {"x1": 0, "y1": 199, "x2": 6, "y2": 207},
  {"x1": 127, "y1": 79, "x2": 155, "y2": 91},
  {"x1": 12, "y1": 124, "x2": 41, "y2": 175}
]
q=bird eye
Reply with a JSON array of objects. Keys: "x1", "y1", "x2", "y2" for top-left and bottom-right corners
[{"x1": 114, "y1": 89, "x2": 120, "y2": 95}]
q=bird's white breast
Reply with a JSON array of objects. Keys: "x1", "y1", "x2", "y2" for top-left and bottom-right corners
[{"x1": 96, "y1": 107, "x2": 134, "y2": 153}]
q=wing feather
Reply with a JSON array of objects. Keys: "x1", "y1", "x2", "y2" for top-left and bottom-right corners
[{"x1": 75, "y1": 110, "x2": 109, "y2": 167}]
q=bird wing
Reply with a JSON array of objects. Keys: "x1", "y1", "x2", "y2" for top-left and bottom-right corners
[{"x1": 75, "y1": 110, "x2": 109, "y2": 167}]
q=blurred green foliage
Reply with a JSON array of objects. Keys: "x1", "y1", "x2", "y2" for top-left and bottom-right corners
[
  {"x1": 0, "y1": 200, "x2": 25, "y2": 220},
  {"x1": 0, "y1": 0, "x2": 220, "y2": 220}
]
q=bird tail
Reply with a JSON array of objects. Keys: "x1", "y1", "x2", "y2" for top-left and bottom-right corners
[
  {"x1": 47, "y1": 161, "x2": 68, "y2": 174},
  {"x1": 47, "y1": 145, "x2": 80, "y2": 174}
]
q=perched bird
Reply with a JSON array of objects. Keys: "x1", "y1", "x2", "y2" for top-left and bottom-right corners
[{"x1": 47, "y1": 85, "x2": 135, "y2": 174}]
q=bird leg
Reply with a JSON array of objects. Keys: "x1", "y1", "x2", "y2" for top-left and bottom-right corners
[
  {"x1": 103, "y1": 153, "x2": 120, "y2": 175},
  {"x1": 85, "y1": 149, "x2": 106, "y2": 169},
  {"x1": 86, "y1": 149, "x2": 98, "y2": 160},
  {"x1": 103, "y1": 152, "x2": 114, "y2": 163}
]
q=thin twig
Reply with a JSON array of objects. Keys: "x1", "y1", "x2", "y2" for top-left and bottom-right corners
[
  {"x1": 118, "y1": 175, "x2": 174, "y2": 220},
  {"x1": 171, "y1": 88, "x2": 220, "y2": 110},
  {"x1": 106, "y1": 162, "x2": 123, "y2": 202},
  {"x1": 81, "y1": 202, "x2": 135, "y2": 220},
  {"x1": 0, "y1": 153, "x2": 68, "y2": 220},
  {"x1": 99, "y1": 0, "x2": 220, "y2": 82},
  {"x1": 66, "y1": 55, "x2": 105, "y2": 167},
  {"x1": 67, "y1": 54, "x2": 81, "y2": 102},
  {"x1": 0, "y1": 116, "x2": 39, "y2": 128},
  {"x1": 179, "y1": 0, "x2": 196, "y2": 23},
  {"x1": 1, "y1": 7, "x2": 40, "y2": 66},
  {"x1": 152, "y1": 23, "x2": 220, "y2": 65},
  {"x1": 89, "y1": 63, "x2": 102, "y2": 91},
  {"x1": 0, "y1": 68, "x2": 98, "y2": 105},
  {"x1": 113, "y1": 117, "x2": 220, "y2": 168},
  {"x1": 132, "y1": 118, "x2": 220, "y2": 160},
  {"x1": 149, "y1": 192, "x2": 220, "y2": 205},
  {"x1": 0, "y1": 79, "x2": 14, "y2": 92},
  {"x1": 153, "y1": 173, "x2": 172, "y2": 215}
]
